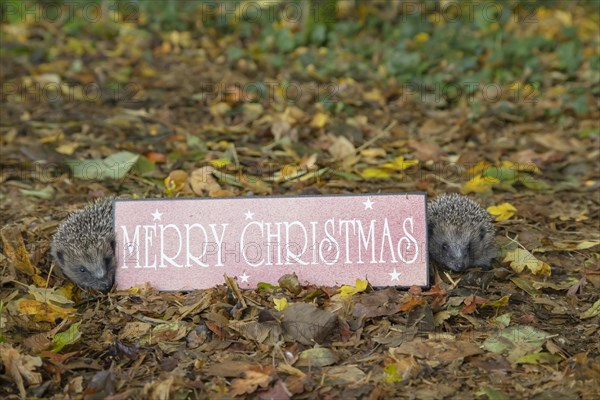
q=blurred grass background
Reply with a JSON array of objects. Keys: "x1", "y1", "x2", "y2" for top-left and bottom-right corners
[{"x1": 1, "y1": 0, "x2": 598, "y2": 119}]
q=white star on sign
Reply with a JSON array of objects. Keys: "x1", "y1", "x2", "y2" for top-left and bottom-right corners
[
  {"x1": 152, "y1": 209, "x2": 162, "y2": 221},
  {"x1": 363, "y1": 197, "x2": 374, "y2": 210},
  {"x1": 389, "y1": 268, "x2": 401, "y2": 282},
  {"x1": 240, "y1": 272, "x2": 250, "y2": 283},
  {"x1": 244, "y1": 210, "x2": 254, "y2": 220}
]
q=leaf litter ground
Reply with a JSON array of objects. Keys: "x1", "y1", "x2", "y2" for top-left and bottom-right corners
[{"x1": 0, "y1": 2, "x2": 599, "y2": 399}]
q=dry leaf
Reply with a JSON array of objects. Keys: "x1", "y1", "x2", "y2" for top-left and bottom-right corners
[
  {"x1": 487, "y1": 203, "x2": 517, "y2": 221},
  {"x1": 328, "y1": 136, "x2": 355, "y2": 161},
  {"x1": 0, "y1": 344, "x2": 43, "y2": 399},
  {"x1": 503, "y1": 247, "x2": 551, "y2": 276},
  {"x1": 310, "y1": 112, "x2": 329, "y2": 128},
  {"x1": 189, "y1": 166, "x2": 221, "y2": 196}
]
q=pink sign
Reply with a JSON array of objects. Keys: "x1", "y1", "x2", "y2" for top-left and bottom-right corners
[{"x1": 113, "y1": 194, "x2": 428, "y2": 290}]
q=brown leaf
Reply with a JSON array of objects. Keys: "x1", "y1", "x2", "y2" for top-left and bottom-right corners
[
  {"x1": 257, "y1": 379, "x2": 292, "y2": 400},
  {"x1": 409, "y1": 139, "x2": 445, "y2": 161},
  {"x1": 189, "y1": 166, "x2": 221, "y2": 196},
  {"x1": 353, "y1": 288, "x2": 407, "y2": 318},
  {"x1": 0, "y1": 344, "x2": 43, "y2": 399},
  {"x1": 1, "y1": 227, "x2": 37, "y2": 276},
  {"x1": 229, "y1": 366, "x2": 274, "y2": 396},
  {"x1": 398, "y1": 296, "x2": 425, "y2": 312},
  {"x1": 393, "y1": 339, "x2": 482, "y2": 364},
  {"x1": 328, "y1": 135, "x2": 356, "y2": 161},
  {"x1": 277, "y1": 303, "x2": 336, "y2": 345}
]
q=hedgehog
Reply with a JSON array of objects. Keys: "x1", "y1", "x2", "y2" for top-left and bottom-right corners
[
  {"x1": 51, "y1": 197, "x2": 115, "y2": 293},
  {"x1": 427, "y1": 194, "x2": 496, "y2": 272}
]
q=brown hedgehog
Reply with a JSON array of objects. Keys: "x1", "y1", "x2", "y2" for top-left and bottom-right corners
[
  {"x1": 427, "y1": 194, "x2": 496, "y2": 272},
  {"x1": 51, "y1": 197, "x2": 115, "y2": 292}
]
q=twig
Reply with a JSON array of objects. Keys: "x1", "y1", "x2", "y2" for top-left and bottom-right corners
[
  {"x1": 224, "y1": 274, "x2": 247, "y2": 308},
  {"x1": 355, "y1": 120, "x2": 397, "y2": 153}
]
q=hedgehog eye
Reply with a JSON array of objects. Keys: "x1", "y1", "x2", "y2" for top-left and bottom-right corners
[
  {"x1": 79, "y1": 266, "x2": 87, "y2": 273},
  {"x1": 104, "y1": 257, "x2": 112, "y2": 268},
  {"x1": 442, "y1": 243, "x2": 449, "y2": 251}
]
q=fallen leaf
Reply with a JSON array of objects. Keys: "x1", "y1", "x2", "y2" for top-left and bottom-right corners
[
  {"x1": 274, "y1": 297, "x2": 288, "y2": 311},
  {"x1": 328, "y1": 135, "x2": 355, "y2": 161},
  {"x1": 483, "y1": 325, "x2": 553, "y2": 363},
  {"x1": 189, "y1": 166, "x2": 221, "y2": 196},
  {"x1": 310, "y1": 112, "x2": 329, "y2": 128},
  {"x1": 515, "y1": 352, "x2": 562, "y2": 365},
  {"x1": 278, "y1": 303, "x2": 336, "y2": 345},
  {"x1": 384, "y1": 356, "x2": 420, "y2": 382},
  {"x1": 353, "y1": 288, "x2": 407, "y2": 318},
  {"x1": 338, "y1": 279, "x2": 368, "y2": 297},
  {"x1": 52, "y1": 322, "x2": 82, "y2": 352},
  {"x1": 462, "y1": 175, "x2": 499, "y2": 194},
  {"x1": 504, "y1": 247, "x2": 551, "y2": 276},
  {"x1": 295, "y1": 347, "x2": 338, "y2": 368},
  {"x1": 0, "y1": 344, "x2": 43, "y2": 399},
  {"x1": 164, "y1": 169, "x2": 189, "y2": 195},
  {"x1": 580, "y1": 299, "x2": 600, "y2": 319},
  {"x1": 487, "y1": 203, "x2": 517, "y2": 221},
  {"x1": 361, "y1": 167, "x2": 390, "y2": 179},
  {"x1": 229, "y1": 366, "x2": 274, "y2": 396},
  {"x1": 1, "y1": 227, "x2": 38, "y2": 276},
  {"x1": 382, "y1": 156, "x2": 419, "y2": 171},
  {"x1": 67, "y1": 151, "x2": 140, "y2": 180}
]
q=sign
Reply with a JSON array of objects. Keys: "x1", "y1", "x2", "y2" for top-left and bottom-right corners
[{"x1": 113, "y1": 194, "x2": 428, "y2": 290}]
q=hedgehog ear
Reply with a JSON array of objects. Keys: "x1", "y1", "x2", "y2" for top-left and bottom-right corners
[
  {"x1": 428, "y1": 221, "x2": 435, "y2": 235},
  {"x1": 110, "y1": 239, "x2": 116, "y2": 253},
  {"x1": 55, "y1": 250, "x2": 64, "y2": 265},
  {"x1": 479, "y1": 227, "x2": 486, "y2": 240}
]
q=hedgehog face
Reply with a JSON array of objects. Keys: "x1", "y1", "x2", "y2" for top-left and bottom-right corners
[
  {"x1": 53, "y1": 236, "x2": 116, "y2": 293},
  {"x1": 428, "y1": 221, "x2": 493, "y2": 272}
]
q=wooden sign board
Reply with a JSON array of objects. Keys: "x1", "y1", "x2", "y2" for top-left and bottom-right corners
[{"x1": 113, "y1": 194, "x2": 428, "y2": 290}]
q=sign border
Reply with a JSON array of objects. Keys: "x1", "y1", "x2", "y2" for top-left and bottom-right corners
[{"x1": 112, "y1": 192, "x2": 430, "y2": 290}]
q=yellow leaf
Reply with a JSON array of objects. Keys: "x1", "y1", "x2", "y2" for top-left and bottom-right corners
[
  {"x1": 209, "y1": 102, "x2": 231, "y2": 117},
  {"x1": 382, "y1": 156, "x2": 419, "y2": 171},
  {"x1": 56, "y1": 143, "x2": 79, "y2": 155},
  {"x1": 466, "y1": 161, "x2": 491, "y2": 175},
  {"x1": 210, "y1": 158, "x2": 231, "y2": 168},
  {"x1": 503, "y1": 248, "x2": 551, "y2": 276},
  {"x1": 363, "y1": 88, "x2": 385, "y2": 105},
  {"x1": 501, "y1": 160, "x2": 541, "y2": 174},
  {"x1": 361, "y1": 168, "x2": 390, "y2": 179},
  {"x1": 338, "y1": 279, "x2": 368, "y2": 297},
  {"x1": 483, "y1": 295, "x2": 511, "y2": 308},
  {"x1": 273, "y1": 297, "x2": 288, "y2": 311},
  {"x1": 414, "y1": 32, "x2": 430, "y2": 44},
  {"x1": 462, "y1": 175, "x2": 499, "y2": 194},
  {"x1": 1, "y1": 227, "x2": 38, "y2": 276},
  {"x1": 487, "y1": 203, "x2": 517, "y2": 221},
  {"x1": 310, "y1": 112, "x2": 329, "y2": 128},
  {"x1": 360, "y1": 148, "x2": 386, "y2": 159},
  {"x1": 17, "y1": 299, "x2": 77, "y2": 323}
]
